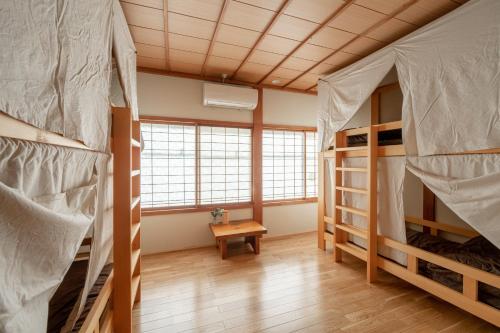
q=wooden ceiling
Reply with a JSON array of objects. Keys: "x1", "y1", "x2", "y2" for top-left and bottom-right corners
[{"x1": 122, "y1": 0, "x2": 466, "y2": 93}]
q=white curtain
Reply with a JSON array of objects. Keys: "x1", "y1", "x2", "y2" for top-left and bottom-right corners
[
  {"x1": 318, "y1": 0, "x2": 500, "y2": 247},
  {"x1": 0, "y1": 138, "x2": 98, "y2": 332}
]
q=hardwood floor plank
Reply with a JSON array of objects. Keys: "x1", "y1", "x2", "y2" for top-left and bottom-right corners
[{"x1": 133, "y1": 233, "x2": 497, "y2": 332}]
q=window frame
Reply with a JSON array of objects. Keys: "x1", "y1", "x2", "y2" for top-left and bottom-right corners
[
  {"x1": 140, "y1": 116, "x2": 254, "y2": 215},
  {"x1": 261, "y1": 124, "x2": 318, "y2": 206}
]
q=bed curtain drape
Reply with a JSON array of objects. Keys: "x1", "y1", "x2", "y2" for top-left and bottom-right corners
[{"x1": 318, "y1": 0, "x2": 500, "y2": 248}]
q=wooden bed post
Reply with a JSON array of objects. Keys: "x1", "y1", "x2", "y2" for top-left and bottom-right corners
[
  {"x1": 252, "y1": 87, "x2": 263, "y2": 224},
  {"x1": 112, "y1": 107, "x2": 142, "y2": 333},
  {"x1": 317, "y1": 152, "x2": 326, "y2": 250},
  {"x1": 367, "y1": 126, "x2": 378, "y2": 282},
  {"x1": 333, "y1": 131, "x2": 346, "y2": 262}
]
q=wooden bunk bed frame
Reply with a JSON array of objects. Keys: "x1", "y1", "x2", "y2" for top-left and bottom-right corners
[
  {"x1": 0, "y1": 107, "x2": 142, "y2": 333},
  {"x1": 317, "y1": 85, "x2": 500, "y2": 327}
]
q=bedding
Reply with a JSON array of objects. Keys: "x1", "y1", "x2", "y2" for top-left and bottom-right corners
[{"x1": 406, "y1": 230, "x2": 500, "y2": 309}]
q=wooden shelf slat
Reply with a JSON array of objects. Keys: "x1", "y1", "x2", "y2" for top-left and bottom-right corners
[
  {"x1": 336, "y1": 223, "x2": 367, "y2": 239},
  {"x1": 335, "y1": 205, "x2": 368, "y2": 217},
  {"x1": 131, "y1": 196, "x2": 140, "y2": 209},
  {"x1": 131, "y1": 275, "x2": 141, "y2": 307},
  {"x1": 336, "y1": 242, "x2": 367, "y2": 261},
  {"x1": 131, "y1": 249, "x2": 140, "y2": 276},
  {"x1": 324, "y1": 216, "x2": 333, "y2": 225},
  {"x1": 131, "y1": 169, "x2": 140, "y2": 177},
  {"x1": 336, "y1": 146, "x2": 367, "y2": 152},
  {"x1": 336, "y1": 167, "x2": 368, "y2": 172},
  {"x1": 344, "y1": 126, "x2": 370, "y2": 136},
  {"x1": 336, "y1": 186, "x2": 368, "y2": 194}
]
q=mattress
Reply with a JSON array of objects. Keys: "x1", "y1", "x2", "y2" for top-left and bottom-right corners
[
  {"x1": 407, "y1": 230, "x2": 500, "y2": 309},
  {"x1": 47, "y1": 261, "x2": 112, "y2": 332}
]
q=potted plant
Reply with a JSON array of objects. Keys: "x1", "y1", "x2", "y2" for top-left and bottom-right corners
[{"x1": 210, "y1": 208, "x2": 225, "y2": 224}]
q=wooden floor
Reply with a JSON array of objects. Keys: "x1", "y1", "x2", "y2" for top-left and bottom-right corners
[{"x1": 133, "y1": 233, "x2": 498, "y2": 333}]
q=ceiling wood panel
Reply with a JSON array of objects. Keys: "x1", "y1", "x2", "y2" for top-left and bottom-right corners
[
  {"x1": 342, "y1": 36, "x2": 384, "y2": 56},
  {"x1": 396, "y1": 0, "x2": 459, "y2": 25},
  {"x1": 211, "y1": 42, "x2": 250, "y2": 61},
  {"x1": 269, "y1": 15, "x2": 319, "y2": 41},
  {"x1": 124, "y1": 0, "x2": 464, "y2": 91},
  {"x1": 281, "y1": 56, "x2": 317, "y2": 71},
  {"x1": 271, "y1": 67, "x2": 303, "y2": 80},
  {"x1": 355, "y1": 0, "x2": 409, "y2": 15},
  {"x1": 205, "y1": 55, "x2": 242, "y2": 76},
  {"x1": 216, "y1": 24, "x2": 260, "y2": 48},
  {"x1": 168, "y1": 12, "x2": 216, "y2": 39},
  {"x1": 129, "y1": 25, "x2": 165, "y2": 47},
  {"x1": 236, "y1": 62, "x2": 274, "y2": 82},
  {"x1": 169, "y1": 33, "x2": 210, "y2": 54},
  {"x1": 285, "y1": 0, "x2": 346, "y2": 23},
  {"x1": 328, "y1": 4, "x2": 386, "y2": 34},
  {"x1": 247, "y1": 50, "x2": 286, "y2": 67},
  {"x1": 168, "y1": 0, "x2": 224, "y2": 21},
  {"x1": 121, "y1": 2, "x2": 164, "y2": 30},
  {"x1": 366, "y1": 18, "x2": 416, "y2": 42},
  {"x1": 169, "y1": 49, "x2": 206, "y2": 65},
  {"x1": 308, "y1": 26, "x2": 356, "y2": 49},
  {"x1": 137, "y1": 56, "x2": 166, "y2": 69},
  {"x1": 235, "y1": 0, "x2": 285, "y2": 11},
  {"x1": 293, "y1": 43, "x2": 334, "y2": 61},
  {"x1": 121, "y1": 0, "x2": 163, "y2": 10},
  {"x1": 257, "y1": 35, "x2": 300, "y2": 55},
  {"x1": 169, "y1": 61, "x2": 202, "y2": 74},
  {"x1": 135, "y1": 43, "x2": 166, "y2": 59},
  {"x1": 223, "y1": 1, "x2": 276, "y2": 32}
]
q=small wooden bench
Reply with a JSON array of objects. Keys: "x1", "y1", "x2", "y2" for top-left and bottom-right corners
[{"x1": 209, "y1": 221, "x2": 267, "y2": 259}]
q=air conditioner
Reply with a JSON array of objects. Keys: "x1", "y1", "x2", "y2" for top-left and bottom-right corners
[{"x1": 203, "y1": 83, "x2": 258, "y2": 111}]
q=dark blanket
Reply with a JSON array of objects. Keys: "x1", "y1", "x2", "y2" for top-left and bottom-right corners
[{"x1": 407, "y1": 230, "x2": 500, "y2": 309}]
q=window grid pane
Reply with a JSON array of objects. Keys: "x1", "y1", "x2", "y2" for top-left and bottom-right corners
[
  {"x1": 200, "y1": 126, "x2": 252, "y2": 205},
  {"x1": 140, "y1": 123, "x2": 196, "y2": 208},
  {"x1": 306, "y1": 131, "x2": 318, "y2": 198},
  {"x1": 263, "y1": 129, "x2": 305, "y2": 201}
]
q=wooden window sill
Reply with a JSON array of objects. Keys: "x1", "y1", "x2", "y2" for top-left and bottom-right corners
[
  {"x1": 141, "y1": 203, "x2": 254, "y2": 216},
  {"x1": 262, "y1": 197, "x2": 318, "y2": 207}
]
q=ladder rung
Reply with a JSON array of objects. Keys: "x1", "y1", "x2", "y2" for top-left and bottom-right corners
[
  {"x1": 336, "y1": 242, "x2": 367, "y2": 261},
  {"x1": 131, "y1": 249, "x2": 140, "y2": 276},
  {"x1": 324, "y1": 230, "x2": 334, "y2": 241},
  {"x1": 131, "y1": 223, "x2": 140, "y2": 242},
  {"x1": 336, "y1": 146, "x2": 367, "y2": 152},
  {"x1": 336, "y1": 186, "x2": 368, "y2": 195},
  {"x1": 324, "y1": 216, "x2": 333, "y2": 225},
  {"x1": 131, "y1": 139, "x2": 141, "y2": 148},
  {"x1": 131, "y1": 196, "x2": 140, "y2": 209},
  {"x1": 131, "y1": 169, "x2": 140, "y2": 177},
  {"x1": 336, "y1": 223, "x2": 367, "y2": 239},
  {"x1": 336, "y1": 167, "x2": 367, "y2": 172},
  {"x1": 335, "y1": 205, "x2": 367, "y2": 217},
  {"x1": 131, "y1": 275, "x2": 141, "y2": 306}
]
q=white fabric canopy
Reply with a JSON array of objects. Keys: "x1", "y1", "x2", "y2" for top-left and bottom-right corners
[
  {"x1": 318, "y1": 0, "x2": 500, "y2": 248},
  {"x1": 318, "y1": 0, "x2": 500, "y2": 156},
  {"x1": 0, "y1": 138, "x2": 98, "y2": 332}
]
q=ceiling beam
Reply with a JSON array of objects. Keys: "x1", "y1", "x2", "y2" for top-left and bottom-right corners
[
  {"x1": 285, "y1": 0, "x2": 420, "y2": 89},
  {"x1": 162, "y1": 0, "x2": 170, "y2": 70},
  {"x1": 137, "y1": 66, "x2": 317, "y2": 95},
  {"x1": 230, "y1": 0, "x2": 292, "y2": 80},
  {"x1": 256, "y1": 0, "x2": 355, "y2": 85},
  {"x1": 200, "y1": 0, "x2": 231, "y2": 76}
]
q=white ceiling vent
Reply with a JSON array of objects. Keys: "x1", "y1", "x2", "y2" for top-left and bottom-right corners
[{"x1": 203, "y1": 83, "x2": 258, "y2": 111}]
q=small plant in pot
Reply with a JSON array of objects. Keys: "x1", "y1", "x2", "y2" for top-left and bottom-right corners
[{"x1": 210, "y1": 208, "x2": 225, "y2": 224}]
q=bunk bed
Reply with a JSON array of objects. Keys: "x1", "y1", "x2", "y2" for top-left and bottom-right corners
[
  {"x1": 0, "y1": 109, "x2": 142, "y2": 332},
  {"x1": 317, "y1": 113, "x2": 500, "y2": 326}
]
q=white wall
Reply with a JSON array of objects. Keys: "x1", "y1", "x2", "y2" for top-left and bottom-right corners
[{"x1": 137, "y1": 73, "x2": 318, "y2": 254}]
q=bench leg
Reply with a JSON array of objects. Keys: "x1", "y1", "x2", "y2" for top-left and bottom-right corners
[{"x1": 219, "y1": 239, "x2": 227, "y2": 259}]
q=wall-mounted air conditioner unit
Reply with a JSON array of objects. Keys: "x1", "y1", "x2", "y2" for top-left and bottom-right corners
[{"x1": 203, "y1": 83, "x2": 258, "y2": 111}]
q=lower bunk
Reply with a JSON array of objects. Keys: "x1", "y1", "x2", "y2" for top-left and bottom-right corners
[
  {"x1": 48, "y1": 260, "x2": 113, "y2": 333},
  {"x1": 324, "y1": 217, "x2": 500, "y2": 327}
]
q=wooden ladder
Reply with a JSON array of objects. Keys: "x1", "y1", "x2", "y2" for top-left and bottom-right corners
[
  {"x1": 112, "y1": 107, "x2": 142, "y2": 333},
  {"x1": 333, "y1": 126, "x2": 378, "y2": 282}
]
